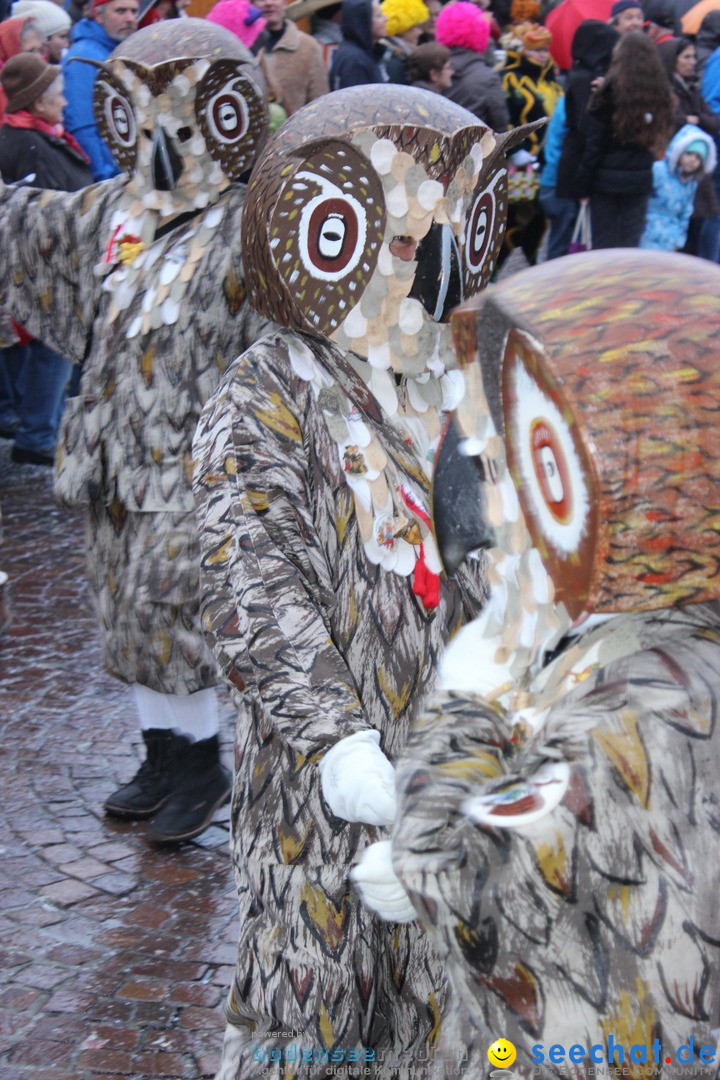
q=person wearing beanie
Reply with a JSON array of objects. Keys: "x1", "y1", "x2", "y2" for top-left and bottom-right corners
[
  {"x1": 11, "y1": 0, "x2": 72, "y2": 61},
  {"x1": 643, "y1": 0, "x2": 675, "y2": 43},
  {"x1": 379, "y1": 0, "x2": 429, "y2": 82},
  {"x1": 61, "y1": 0, "x2": 138, "y2": 180},
  {"x1": 436, "y1": 0, "x2": 510, "y2": 130},
  {"x1": 0, "y1": 53, "x2": 91, "y2": 466},
  {"x1": 641, "y1": 123, "x2": 716, "y2": 249},
  {"x1": 610, "y1": 0, "x2": 644, "y2": 34}
]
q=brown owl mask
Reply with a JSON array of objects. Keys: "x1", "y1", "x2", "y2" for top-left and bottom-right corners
[
  {"x1": 442, "y1": 249, "x2": 720, "y2": 617},
  {"x1": 89, "y1": 19, "x2": 267, "y2": 214},
  {"x1": 242, "y1": 84, "x2": 538, "y2": 378}
]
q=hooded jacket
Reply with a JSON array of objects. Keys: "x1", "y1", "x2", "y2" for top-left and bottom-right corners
[
  {"x1": 641, "y1": 123, "x2": 716, "y2": 250},
  {"x1": 329, "y1": 0, "x2": 388, "y2": 90},
  {"x1": 445, "y1": 47, "x2": 509, "y2": 132},
  {"x1": 62, "y1": 17, "x2": 120, "y2": 181},
  {"x1": 555, "y1": 19, "x2": 618, "y2": 198}
]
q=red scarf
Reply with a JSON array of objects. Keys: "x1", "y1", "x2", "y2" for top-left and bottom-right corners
[{"x1": 4, "y1": 110, "x2": 90, "y2": 163}]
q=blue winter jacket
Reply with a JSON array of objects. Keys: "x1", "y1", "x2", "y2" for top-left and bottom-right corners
[
  {"x1": 640, "y1": 124, "x2": 716, "y2": 251},
  {"x1": 539, "y1": 96, "x2": 567, "y2": 190},
  {"x1": 63, "y1": 18, "x2": 120, "y2": 182},
  {"x1": 702, "y1": 46, "x2": 720, "y2": 116}
]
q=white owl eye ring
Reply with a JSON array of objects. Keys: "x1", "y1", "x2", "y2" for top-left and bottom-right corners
[
  {"x1": 466, "y1": 190, "x2": 493, "y2": 273},
  {"x1": 506, "y1": 342, "x2": 590, "y2": 556},
  {"x1": 298, "y1": 191, "x2": 367, "y2": 281},
  {"x1": 206, "y1": 86, "x2": 249, "y2": 144},
  {"x1": 103, "y1": 88, "x2": 136, "y2": 148}
]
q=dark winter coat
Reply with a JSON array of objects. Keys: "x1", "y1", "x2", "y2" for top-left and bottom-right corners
[
  {"x1": 445, "y1": 47, "x2": 509, "y2": 132},
  {"x1": 0, "y1": 124, "x2": 92, "y2": 192},
  {"x1": 657, "y1": 39, "x2": 720, "y2": 135},
  {"x1": 555, "y1": 20, "x2": 619, "y2": 199},
  {"x1": 574, "y1": 83, "x2": 655, "y2": 198},
  {"x1": 329, "y1": 0, "x2": 387, "y2": 89}
]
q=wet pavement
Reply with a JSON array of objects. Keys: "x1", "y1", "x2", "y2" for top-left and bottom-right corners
[{"x1": 0, "y1": 439, "x2": 236, "y2": 1080}]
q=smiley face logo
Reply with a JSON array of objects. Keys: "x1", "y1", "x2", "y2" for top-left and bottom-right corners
[{"x1": 488, "y1": 1038, "x2": 517, "y2": 1068}]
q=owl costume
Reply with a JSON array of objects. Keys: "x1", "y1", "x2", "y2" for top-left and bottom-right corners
[
  {"x1": 357, "y1": 251, "x2": 720, "y2": 1078},
  {"x1": 192, "y1": 86, "x2": 535, "y2": 1077},
  {"x1": 0, "y1": 20, "x2": 270, "y2": 842}
]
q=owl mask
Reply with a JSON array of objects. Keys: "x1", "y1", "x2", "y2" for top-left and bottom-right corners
[
  {"x1": 434, "y1": 251, "x2": 720, "y2": 697},
  {"x1": 242, "y1": 84, "x2": 539, "y2": 378},
  {"x1": 87, "y1": 19, "x2": 267, "y2": 215}
]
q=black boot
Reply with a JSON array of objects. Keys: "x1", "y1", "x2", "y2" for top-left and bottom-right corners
[
  {"x1": 147, "y1": 734, "x2": 232, "y2": 844},
  {"x1": 104, "y1": 728, "x2": 175, "y2": 819}
]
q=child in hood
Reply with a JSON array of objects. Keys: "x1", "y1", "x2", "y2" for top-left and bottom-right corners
[{"x1": 640, "y1": 124, "x2": 716, "y2": 250}]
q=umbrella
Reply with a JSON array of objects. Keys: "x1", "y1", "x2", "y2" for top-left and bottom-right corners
[
  {"x1": 545, "y1": 0, "x2": 614, "y2": 70},
  {"x1": 681, "y1": 0, "x2": 720, "y2": 33}
]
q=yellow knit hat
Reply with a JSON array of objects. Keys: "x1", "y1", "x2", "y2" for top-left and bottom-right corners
[{"x1": 381, "y1": 0, "x2": 430, "y2": 36}]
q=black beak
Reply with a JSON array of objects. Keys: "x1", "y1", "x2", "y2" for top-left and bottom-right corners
[
  {"x1": 151, "y1": 126, "x2": 183, "y2": 192},
  {"x1": 432, "y1": 415, "x2": 496, "y2": 576},
  {"x1": 409, "y1": 222, "x2": 464, "y2": 322}
]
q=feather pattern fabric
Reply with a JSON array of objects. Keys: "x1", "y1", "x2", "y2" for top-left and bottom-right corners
[{"x1": 393, "y1": 605, "x2": 720, "y2": 1078}]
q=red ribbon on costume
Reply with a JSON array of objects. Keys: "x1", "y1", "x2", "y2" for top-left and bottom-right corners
[{"x1": 399, "y1": 484, "x2": 440, "y2": 610}]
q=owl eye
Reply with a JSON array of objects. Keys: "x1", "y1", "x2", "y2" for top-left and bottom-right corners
[
  {"x1": 300, "y1": 194, "x2": 365, "y2": 279},
  {"x1": 105, "y1": 91, "x2": 136, "y2": 147},
  {"x1": 207, "y1": 88, "x2": 249, "y2": 144},
  {"x1": 465, "y1": 187, "x2": 495, "y2": 273},
  {"x1": 318, "y1": 213, "x2": 346, "y2": 259},
  {"x1": 505, "y1": 336, "x2": 590, "y2": 555}
]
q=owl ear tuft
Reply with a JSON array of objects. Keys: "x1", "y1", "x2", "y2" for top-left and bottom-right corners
[
  {"x1": 489, "y1": 119, "x2": 548, "y2": 167},
  {"x1": 64, "y1": 56, "x2": 110, "y2": 71}
]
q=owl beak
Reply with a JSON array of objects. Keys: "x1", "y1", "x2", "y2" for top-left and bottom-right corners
[
  {"x1": 151, "y1": 126, "x2": 184, "y2": 192},
  {"x1": 408, "y1": 222, "x2": 464, "y2": 323},
  {"x1": 432, "y1": 416, "x2": 496, "y2": 577}
]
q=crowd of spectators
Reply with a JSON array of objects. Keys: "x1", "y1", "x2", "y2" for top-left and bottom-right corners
[{"x1": 4, "y1": 0, "x2": 720, "y2": 467}]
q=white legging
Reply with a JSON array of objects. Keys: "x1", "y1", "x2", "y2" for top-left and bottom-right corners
[{"x1": 132, "y1": 684, "x2": 219, "y2": 742}]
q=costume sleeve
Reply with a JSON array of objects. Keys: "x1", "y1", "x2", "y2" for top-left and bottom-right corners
[
  {"x1": 0, "y1": 178, "x2": 117, "y2": 361},
  {"x1": 193, "y1": 338, "x2": 373, "y2": 759}
]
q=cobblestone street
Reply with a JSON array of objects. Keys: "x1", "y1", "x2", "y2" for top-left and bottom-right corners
[{"x1": 0, "y1": 441, "x2": 236, "y2": 1080}]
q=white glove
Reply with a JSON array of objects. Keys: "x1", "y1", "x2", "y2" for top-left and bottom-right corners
[
  {"x1": 318, "y1": 730, "x2": 396, "y2": 826},
  {"x1": 350, "y1": 840, "x2": 417, "y2": 923},
  {"x1": 508, "y1": 148, "x2": 535, "y2": 166}
]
